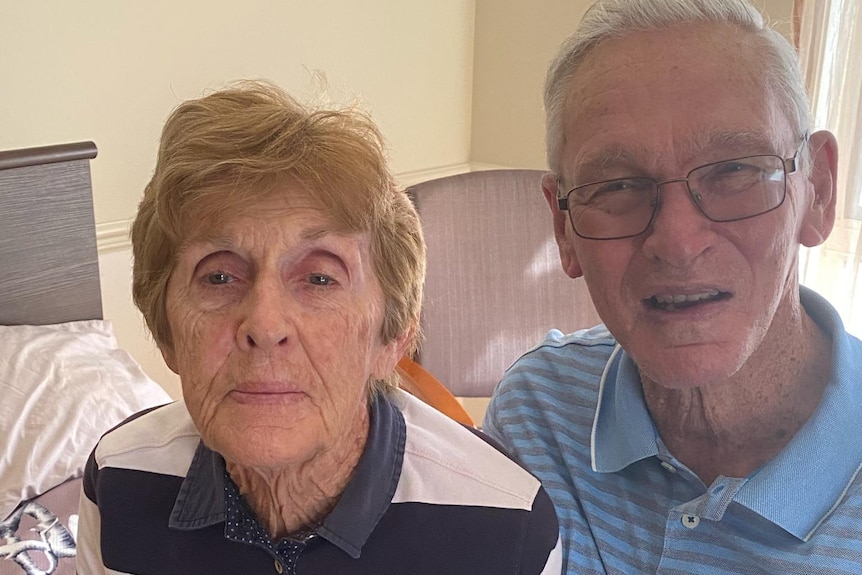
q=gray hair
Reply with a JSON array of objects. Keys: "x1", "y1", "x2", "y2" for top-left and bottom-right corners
[{"x1": 544, "y1": 0, "x2": 811, "y2": 177}]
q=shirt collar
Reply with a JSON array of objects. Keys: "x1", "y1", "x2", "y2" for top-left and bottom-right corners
[
  {"x1": 169, "y1": 392, "x2": 406, "y2": 558},
  {"x1": 591, "y1": 345, "x2": 661, "y2": 473},
  {"x1": 735, "y1": 286, "x2": 862, "y2": 540},
  {"x1": 591, "y1": 286, "x2": 862, "y2": 540}
]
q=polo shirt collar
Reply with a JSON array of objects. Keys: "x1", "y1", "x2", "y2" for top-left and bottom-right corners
[
  {"x1": 591, "y1": 345, "x2": 661, "y2": 473},
  {"x1": 168, "y1": 392, "x2": 406, "y2": 558},
  {"x1": 590, "y1": 287, "x2": 862, "y2": 541},
  {"x1": 735, "y1": 287, "x2": 862, "y2": 540}
]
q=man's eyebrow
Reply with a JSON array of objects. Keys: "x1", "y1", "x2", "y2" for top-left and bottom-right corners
[
  {"x1": 573, "y1": 131, "x2": 781, "y2": 179},
  {"x1": 570, "y1": 143, "x2": 666, "y2": 188},
  {"x1": 688, "y1": 130, "x2": 779, "y2": 156},
  {"x1": 576, "y1": 146, "x2": 639, "y2": 176}
]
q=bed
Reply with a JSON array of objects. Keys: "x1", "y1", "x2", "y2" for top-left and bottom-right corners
[{"x1": 0, "y1": 142, "x2": 172, "y2": 575}]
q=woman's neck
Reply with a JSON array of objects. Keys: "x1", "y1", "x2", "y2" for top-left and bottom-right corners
[{"x1": 226, "y1": 406, "x2": 370, "y2": 540}]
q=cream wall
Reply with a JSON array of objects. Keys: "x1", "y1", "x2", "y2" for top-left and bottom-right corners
[
  {"x1": 470, "y1": 0, "x2": 796, "y2": 170},
  {"x1": 470, "y1": 1, "x2": 590, "y2": 170},
  {"x1": 1, "y1": 1, "x2": 476, "y2": 397},
  {"x1": 1, "y1": 1, "x2": 476, "y2": 224}
]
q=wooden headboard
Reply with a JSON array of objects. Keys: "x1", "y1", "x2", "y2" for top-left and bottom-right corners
[{"x1": 0, "y1": 141, "x2": 102, "y2": 325}]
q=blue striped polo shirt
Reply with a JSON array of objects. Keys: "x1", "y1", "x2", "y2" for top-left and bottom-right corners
[{"x1": 484, "y1": 287, "x2": 862, "y2": 574}]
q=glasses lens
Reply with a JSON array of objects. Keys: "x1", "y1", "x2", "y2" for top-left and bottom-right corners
[
  {"x1": 688, "y1": 155, "x2": 786, "y2": 222},
  {"x1": 567, "y1": 178, "x2": 657, "y2": 239}
]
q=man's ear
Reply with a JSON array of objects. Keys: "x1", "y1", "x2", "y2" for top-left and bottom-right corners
[
  {"x1": 372, "y1": 328, "x2": 414, "y2": 380},
  {"x1": 542, "y1": 172, "x2": 584, "y2": 278},
  {"x1": 799, "y1": 130, "x2": 838, "y2": 248}
]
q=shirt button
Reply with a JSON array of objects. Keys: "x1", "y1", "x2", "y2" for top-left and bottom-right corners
[
  {"x1": 274, "y1": 559, "x2": 284, "y2": 574},
  {"x1": 682, "y1": 514, "x2": 700, "y2": 529},
  {"x1": 660, "y1": 461, "x2": 677, "y2": 473}
]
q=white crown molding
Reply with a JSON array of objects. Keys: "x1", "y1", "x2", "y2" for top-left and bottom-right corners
[{"x1": 96, "y1": 163, "x2": 478, "y2": 255}]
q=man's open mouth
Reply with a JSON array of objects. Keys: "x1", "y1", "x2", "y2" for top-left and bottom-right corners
[{"x1": 647, "y1": 290, "x2": 731, "y2": 311}]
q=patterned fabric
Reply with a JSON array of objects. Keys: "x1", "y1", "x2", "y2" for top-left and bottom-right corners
[
  {"x1": 78, "y1": 390, "x2": 562, "y2": 574},
  {"x1": 0, "y1": 480, "x2": 79, "y2": 575},
  {"x1": 484, "y1": 287, "x2": 862, "y2": 574},
  {"x1": 222, "y1": 471, "x2": 308, "y2": 574}
]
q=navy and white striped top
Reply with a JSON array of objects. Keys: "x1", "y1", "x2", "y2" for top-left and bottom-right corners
[
  {"x1": 484, "y1": 287, "x2": 862, "y2": 574},
  {"x1": 78, "y1": 390, "x2": 562, "y2": 574}
]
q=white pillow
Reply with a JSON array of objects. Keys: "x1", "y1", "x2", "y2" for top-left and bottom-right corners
[{"x1": 0, "y1": 320, "x2": 172, "y2": 520}]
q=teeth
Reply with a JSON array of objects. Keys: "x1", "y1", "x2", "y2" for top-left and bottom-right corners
[{"x1": 654, "y1": 290, "x2": 720, "y2": 304}]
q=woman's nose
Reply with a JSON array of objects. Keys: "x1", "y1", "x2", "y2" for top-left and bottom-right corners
[{"x1": 236, "y1": 279, "x2": 292, "y2": 351}]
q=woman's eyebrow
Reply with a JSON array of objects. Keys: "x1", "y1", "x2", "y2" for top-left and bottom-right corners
[{"x1": 300, "y1": 226, "x2": 333, "y2": 242}]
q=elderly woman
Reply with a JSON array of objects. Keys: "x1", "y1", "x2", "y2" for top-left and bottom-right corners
[{"x1": 76, "y1": 82, "x2": 561, "y2": 574}]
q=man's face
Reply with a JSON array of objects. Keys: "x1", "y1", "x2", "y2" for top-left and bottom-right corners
[{"x1": 554, "y1": 23, "x2": 816, "y2": 389}]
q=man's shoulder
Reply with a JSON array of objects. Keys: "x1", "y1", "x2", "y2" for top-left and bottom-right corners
[
  {"x1": 483, "y1": 325, "x2": 616, "y2": 459},
  {"x1": 498, "y1": 324, "x2": 617, "y2": 394},
  {"x1": 93, "y1": 401, "x2": 200, "y2": 477},
  {"x1": 515, "y1": 324, "x2": 616, "y2": 361}
]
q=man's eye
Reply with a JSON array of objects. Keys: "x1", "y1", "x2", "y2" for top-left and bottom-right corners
[
  {"x1": 309, "y1": 274, "x2": 333, "y2": 286},
  {"x1": 207, "y1": 272, "x2": 233, "y2": 285},
  {"x1": 596, "y1": 180, "x2": 634, "y2": 193}
]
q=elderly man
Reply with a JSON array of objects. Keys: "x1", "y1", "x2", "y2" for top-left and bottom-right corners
[{"x1": 484, "y1": 0, "x2": 862, "y2": 573}]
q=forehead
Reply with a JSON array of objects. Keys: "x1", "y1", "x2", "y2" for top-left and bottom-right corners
[
  {"x1": 561, "y1": 23, "x2": 793, "y2": 177},
  {"x1": 179, "y1": 189, "x2": 365, "y2": 253},
  {"x1": 181, "y1": 176, "x2": 360, "y2": 231}
]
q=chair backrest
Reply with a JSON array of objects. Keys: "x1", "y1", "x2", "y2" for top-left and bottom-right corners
[{"x1": 408, "y1": 169, "x2": 601, "y2": 397}]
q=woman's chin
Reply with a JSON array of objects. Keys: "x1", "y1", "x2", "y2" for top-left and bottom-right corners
[{"x1": 219, "y1": 431, "x2": 320, "y2": 471}]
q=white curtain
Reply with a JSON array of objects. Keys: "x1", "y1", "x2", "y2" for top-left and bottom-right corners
[{"x1": 796, "y1": 0, "x2": 862, "y2": 335}]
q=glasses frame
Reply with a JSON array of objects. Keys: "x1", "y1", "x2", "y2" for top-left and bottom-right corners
[{"x1": 557, "y1": 136, "x2": 809, "y2": 240}]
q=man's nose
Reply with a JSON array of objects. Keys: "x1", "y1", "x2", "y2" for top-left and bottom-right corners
[
  {"x1": 237, "y1": 279, "x2": 292, "y2": 351},
  {"x1": 641, "y1": 180, "x2": 714, "y2": 267}
]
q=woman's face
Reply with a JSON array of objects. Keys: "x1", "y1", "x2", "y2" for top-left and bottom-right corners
[{"x1": 162, "y1": 191, "x2": 404, "y2": 471}]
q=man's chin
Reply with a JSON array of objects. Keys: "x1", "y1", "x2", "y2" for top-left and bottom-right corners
[{"x1": 634, "y1": 345, "x2": 746, "y2": 390}]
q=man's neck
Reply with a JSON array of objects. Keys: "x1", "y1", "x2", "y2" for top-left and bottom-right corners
[{"x1": 641, "y1": 303, "x2": 832, "y2": 486}]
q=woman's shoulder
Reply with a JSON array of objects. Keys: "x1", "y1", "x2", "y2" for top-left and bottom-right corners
[
  {"x1": 391, "y1": 391, "x2": 542, "y2": 511},
  {"x1": 92, "y1": 400, "x2": 200, "y2": 475}
]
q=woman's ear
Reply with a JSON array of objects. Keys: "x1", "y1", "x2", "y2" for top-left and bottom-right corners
[
  {"x1": 542, "y1": 173, "x2": 584, "y2": 278},
  {"x1": 799, "y1": 130, "x2": 838, "y2": 248},
  {"x1": 372, "y1": 328, "x2": 414, "y2": 380}
]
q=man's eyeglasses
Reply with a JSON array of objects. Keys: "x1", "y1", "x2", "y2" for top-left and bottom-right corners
[{"x1": 557, "y1": 137, "x2": 808, "y2": 240}]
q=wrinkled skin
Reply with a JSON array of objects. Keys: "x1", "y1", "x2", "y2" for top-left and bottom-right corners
[
  {"x1": 542, "y1": 23, "x2": 838, "y2": 482},
  {"x1": 161, "y1": 191, "x2": 407, "y2": 535}
]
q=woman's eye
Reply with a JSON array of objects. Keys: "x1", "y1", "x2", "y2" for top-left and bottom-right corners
[
  {"x1": 206, "y1": 272, "x2": 233, "y2": 285},
  {"x1": 308, "y1": 274, "x2": 334, "y2": 286}
]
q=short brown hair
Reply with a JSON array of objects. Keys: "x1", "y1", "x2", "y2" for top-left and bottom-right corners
[{"x1": 131, "y1": 81, "x2": 425, "y2": 393}]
